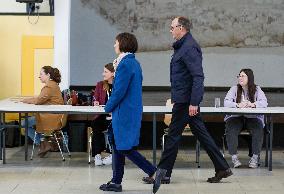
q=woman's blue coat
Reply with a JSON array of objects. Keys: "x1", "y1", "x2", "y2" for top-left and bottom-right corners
[{"x1": 105, "y1": 54, "x2": 143, "y2": 150}]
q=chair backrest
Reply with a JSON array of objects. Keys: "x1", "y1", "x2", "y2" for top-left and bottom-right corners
[
  {"x1": 60, "y1": 114, "x2": 68, "y2": 129},
  {"x1": 164, "y1": 99, "x2": 190, "y2": 129},
  {"x1": 164, "y1": 99, "x2": 173, "y2": 127}
]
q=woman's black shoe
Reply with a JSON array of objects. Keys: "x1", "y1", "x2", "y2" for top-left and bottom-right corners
[{"x1": 99, "y1": 181, "x2": 122, "y2": 192}]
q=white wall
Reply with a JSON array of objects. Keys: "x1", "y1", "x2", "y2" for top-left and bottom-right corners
[
  {"x1": 54, "y1": 0, "x2": 71, "y2": 90},
  {"x1": 0, "y1": 0, "x2": 51, "y2": 13}
]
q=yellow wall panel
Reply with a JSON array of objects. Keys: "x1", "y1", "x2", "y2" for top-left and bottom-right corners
[
  {"x1": 21, "y1": 36, "x2": 54, "y2": 96},
  {"x1": 34, "y1": 49, "x2": 54, "y2": 94},
  {"x1": 0, "y1": 16, "x2": 54, "y2": 100},
  {"x1": 0, "y1": 16, "x2": 54, "y2": 121}
]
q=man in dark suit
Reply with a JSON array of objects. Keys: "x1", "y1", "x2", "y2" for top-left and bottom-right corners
[{"x1": 152, "y1": 16, "x2": 233, "y2": 193}]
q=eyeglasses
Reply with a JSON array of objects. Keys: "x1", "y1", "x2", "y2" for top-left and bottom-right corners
[
  {"x1": 237, "y1": 75, "x2": 247, "y2": 79},
  {"x1": 170, "y1": 25, "x2": 182, "y2": 31}
]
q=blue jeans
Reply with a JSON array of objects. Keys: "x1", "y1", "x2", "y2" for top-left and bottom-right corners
[
  {"x1": 21, "y1": 116, "x2": 42, "y2": 145},
  {"x1": 112, "y1": 143, "x2": 156, "y2": 184}
]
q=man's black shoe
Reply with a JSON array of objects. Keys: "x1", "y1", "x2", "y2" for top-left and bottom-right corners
[
  {"x1": 207, "y1": 169, "x2": 233, "y2": 183},
  {"x1": 142, "y1": 176, "x2": 171, "y2": 184},
  {"x1": 99, "y1": 181, "x2": 122, "y2": 192},
  {"x1": 153, "y1": 168, "x2": 167, "y2": 193}
]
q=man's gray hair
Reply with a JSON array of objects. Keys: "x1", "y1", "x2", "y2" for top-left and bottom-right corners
[{"x1": 177, "y1": 16, "x2": 192, "y2": 32}]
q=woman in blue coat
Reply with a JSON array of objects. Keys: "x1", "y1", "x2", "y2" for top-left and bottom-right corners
[{"x1": 99, "y1": 32, "x2": 156, "y2": 192}]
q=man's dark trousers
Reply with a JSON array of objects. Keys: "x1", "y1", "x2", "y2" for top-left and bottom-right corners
[{"x1": 158, "y1": 103, "x2": 230, "y2": 177}]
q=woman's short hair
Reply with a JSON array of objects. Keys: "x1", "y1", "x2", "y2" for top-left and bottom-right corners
[
  {"x1": 42, "y1": 66, "x2": 61, "y2": 84},
  {"x1": 115, "y1": 32, "x2": 138, "y2": 53}
]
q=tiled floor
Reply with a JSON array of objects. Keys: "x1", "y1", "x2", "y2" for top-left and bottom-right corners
[{"x1": 1, "y1": 147, "x2": 284, "y2": 194}]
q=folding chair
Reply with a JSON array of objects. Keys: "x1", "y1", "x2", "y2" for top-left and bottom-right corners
[{"x1": 30, "y1": 114, "x2": 71, "y2": 161}]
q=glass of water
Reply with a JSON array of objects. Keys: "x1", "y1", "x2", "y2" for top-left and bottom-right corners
[{"x1": 215, "y1": 97, "x2": 221, "y2": 108}]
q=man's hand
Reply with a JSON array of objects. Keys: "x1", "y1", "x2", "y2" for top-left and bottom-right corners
[{"x1": 189, "y1": 105, "x2": 198, "y2": 116}]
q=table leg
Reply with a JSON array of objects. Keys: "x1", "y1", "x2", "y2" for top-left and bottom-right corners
[
  {"x1": 0, "y1": 113, "x2": 3, "y2": 161},
  {"x1": 25, "y1": 113, "x2": 28, "y2": 161},
  {"x1": 265, "y1": 116, "x2": 269, "y2": 167},
  {"x1": 269, "y1": 117, "x2": 273, "y2": 171},
  {"x1": 2, "y1": 114, "x2": 6, "y2": 164},
  {"x1": 19, "y1": 113, "x2": 22, "y2": 146},
  {"x1": 152, "y1": 113, "x2": 157, "y2": 166}
]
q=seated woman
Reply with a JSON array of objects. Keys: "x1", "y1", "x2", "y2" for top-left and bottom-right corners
[
  {"x1": 21, "y1": 66, "x2": 64, "y2": 157},
  {"x1": 92, "y1": 63, "x2": 114, "y2": 166},
  {"x1": 224, "y1": 68, "x2": 268, "y2": 168}
]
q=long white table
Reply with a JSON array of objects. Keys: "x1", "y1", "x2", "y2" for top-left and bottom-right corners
[
  {"x1": 1, "y1": 97, "x2": 284, "y2": 171},
  {"x1": 0, "y1": 98, "x2": 171, "y2": 165}
]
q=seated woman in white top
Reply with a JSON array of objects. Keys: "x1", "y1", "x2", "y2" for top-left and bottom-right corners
[{"x1": 224, "y1": 68, "x2": 268, "y2": 168}]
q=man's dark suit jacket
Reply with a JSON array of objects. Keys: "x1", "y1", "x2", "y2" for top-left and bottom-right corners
[{"x1": 170, "y1": 32, "x2": 204, "y2": 106}]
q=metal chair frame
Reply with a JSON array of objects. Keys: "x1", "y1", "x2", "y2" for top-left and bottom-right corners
[{"x1": 30, "y1": 114, "x2": 71, "y2": 161}]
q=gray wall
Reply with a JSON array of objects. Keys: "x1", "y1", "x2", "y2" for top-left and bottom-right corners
[
  {"x1": 81, "y1": 0, "x2": 284, "y2": 50},
  {"x1": 70, "y1": 0, "x2": 119, "y2": 86},
  {"x1": 137, "y1": 47, "x2": 284, "y2": 87},
  {"x1": 70, "y1": 0, "x2": 284, "y2": 87}
]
